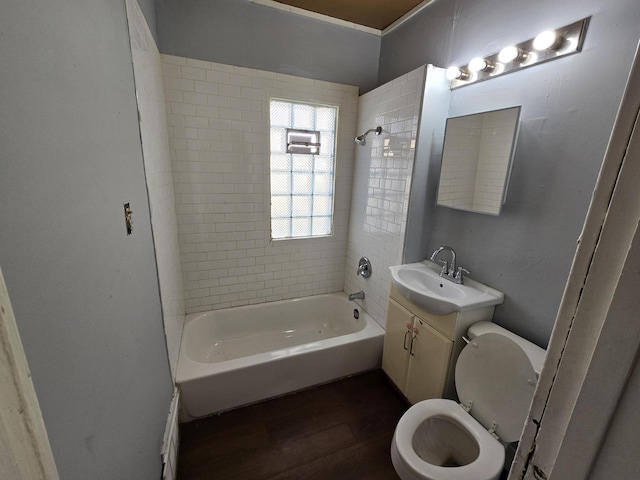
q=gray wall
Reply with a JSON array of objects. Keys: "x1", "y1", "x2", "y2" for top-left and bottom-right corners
[
  {"x1": 0, "y1": 0, "x2": 173, "y2": 478},
  {"x1": 136, "y1": 0, "x2": 157, "y2": 41},
  {"x1": 156, "y1": 0, "x2": 381, "y2": 93},
  {"x1": 589, "y1": 346, "x2": 640, "y2": 479},
  {"x1": 382, "y1": 0, "x2": 640, "y2": 347}
]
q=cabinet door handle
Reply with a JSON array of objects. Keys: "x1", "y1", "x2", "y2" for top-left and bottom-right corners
[
  {"x1": 403, "y1": 330, "x2": 410, "y2": 350},
  {"x1": 409, "y1": 327, "x2": 418, "y2": 356}
]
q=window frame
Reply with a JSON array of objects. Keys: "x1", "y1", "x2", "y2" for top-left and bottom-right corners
[{"x1": 268, "y1": 98, "x2": 339, "y2": 241}]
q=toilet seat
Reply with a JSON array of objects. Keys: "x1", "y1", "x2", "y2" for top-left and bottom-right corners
[
  {"x1": 391, "y1": 399, "x2": 505, "y2": 480},
  {"x1": 456, "y1": 333, "x2": 537, "y2": 443}
]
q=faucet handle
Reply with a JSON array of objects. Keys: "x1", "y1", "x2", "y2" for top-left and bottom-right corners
[
  {"x1": 454, "y1": 267, "x2": 470, "y2": 284},
  {"x1": 436, "y1": 259, "x2": 449, "y2": 275},
  {"x1": 357, "y1": 257, "x2": 372, "y2": 278}
]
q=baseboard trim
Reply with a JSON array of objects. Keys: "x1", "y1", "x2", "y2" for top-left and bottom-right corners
[{"x1": 161, "y1": 388, "x2": 180, "y2": 480}]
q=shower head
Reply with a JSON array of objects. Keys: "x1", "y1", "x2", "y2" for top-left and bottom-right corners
[{"x1": 355, "y1": 126, "x2": 382, "y2": 146}]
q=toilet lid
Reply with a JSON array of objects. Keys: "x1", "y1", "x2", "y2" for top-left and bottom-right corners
[{"x1": 455, "y1": 333, "x2": 537, "y2": 443}]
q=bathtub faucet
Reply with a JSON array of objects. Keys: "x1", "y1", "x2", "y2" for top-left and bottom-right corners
[{"x1": 348, "y1": 291, "x2": 365, "y2": 301}]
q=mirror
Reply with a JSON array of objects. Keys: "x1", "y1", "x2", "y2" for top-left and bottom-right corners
[{"x1": 436, "y1": 106, "x2": 521, "y2": 215}]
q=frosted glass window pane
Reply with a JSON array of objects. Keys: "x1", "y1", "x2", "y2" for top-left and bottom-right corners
[
  {"x1": 270, "y1": 101, "x2": 292, "y2": 127},
  {"x1": 270, "y1": 128, "x2": 287, "y2": 153},
  {"x1": 293, "y1": 104, "x2": 314, "y2": 129},
  {"x1": 272, "y1": 218, "x2": 291, "y2": 238},
  {"x1": 312, "y1": 217, "x2": 332, "y2": 236},
  {"x1": 292, "y1": 196, "x2": 312, "y2": 217},
  {"x1": 316, "y1": 107, "x2": 336, "y2": 131},
  {"x1": 271, "y1": 173, "x2": 291, "y2": 194},
  {"x1": 313, "y1": 195, "x2": 332, "y2": 216},
  {"x1": 314, "y1": 156, "x2": 333, "y2": 172},
  {"x1": 314, "y1": 174, "x2": 333, "y2": 194},
  {"x1": 293, "y1": 173, "x2": 313, "y2": 194},
  {"x1": 271, "y1": 196, "x2": 291, "y2": 218},
  {"x1": 271, "y1": 154, "x2": 291, "y2": 171},
  {"x1": 320, "y1": 133, "x2": 335, "y2": 154},
  {"x1": 292, "y1": 217, "x2": 311, "y2": 237},
  {"x1": 292, "y1": 155, "x2": 313, "y2": 172}
]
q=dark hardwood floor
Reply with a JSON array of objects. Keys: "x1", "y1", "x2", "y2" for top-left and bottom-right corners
[{"x1": 177, "y1": 370, "x2": 409, "y2": 480}]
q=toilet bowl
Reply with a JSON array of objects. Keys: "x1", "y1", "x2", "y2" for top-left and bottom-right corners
[
  {"x1": 391, "y1": 322, "x2": 545, "y2": 480},
  {"x1": 391, "y1": 398, "x2": 505, "y2": 480}
]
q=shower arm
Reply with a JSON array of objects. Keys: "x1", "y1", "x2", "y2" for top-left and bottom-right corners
[{"x1": 355, "y1": 126, "x2": 382, "y2": 145}]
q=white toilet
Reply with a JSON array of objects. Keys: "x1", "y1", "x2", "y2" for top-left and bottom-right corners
[{"x1": 391, "y1": 321, "x2": 545, "y2": 480}]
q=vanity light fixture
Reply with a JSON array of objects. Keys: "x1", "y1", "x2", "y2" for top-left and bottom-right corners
[{"x1": 448, "y1": 17, "x2": 589, "y2": 89}]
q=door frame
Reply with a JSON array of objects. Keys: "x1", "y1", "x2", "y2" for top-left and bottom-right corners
[
  {"x1": 510, "y1": 41, "x2": 640, "y2": 480},
  {"x1": 0, "y1": 267, "x2": 59, "y2": 479}
]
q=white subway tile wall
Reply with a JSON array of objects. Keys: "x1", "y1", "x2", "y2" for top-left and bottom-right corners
[
  {"x1": 161, "y1": 55, "x2": 358, "y2": 313},
  {"x1": 126, "y1": 0, "x2": 185, "y2": 379},
  {"x1": 344, "y1": 67, "x2": 426, "y2": 328}
]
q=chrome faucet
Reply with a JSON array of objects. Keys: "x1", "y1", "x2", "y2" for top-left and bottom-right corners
[
  {"x1": 348, "y1": 291, "x2": 365, "y2": 301},
  {"x1": 429, "y1": 246, "x2": 470, "y2": 284},
  {"x1": 430, "y1": 246, "x2": 456, "y2": 274}
]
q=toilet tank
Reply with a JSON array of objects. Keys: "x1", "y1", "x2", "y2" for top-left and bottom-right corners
[{"x1": 467, "y1": 322, "x2": 546, "y2": 376}]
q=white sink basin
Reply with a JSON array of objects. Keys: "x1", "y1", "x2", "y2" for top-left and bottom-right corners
[{"x1": 389, "y1": 261, "x2": 504, "y2": 315}]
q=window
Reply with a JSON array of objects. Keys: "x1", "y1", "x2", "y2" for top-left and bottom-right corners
[{"x1": 269, "y1": 100, "x2": 338, "y2": 239}]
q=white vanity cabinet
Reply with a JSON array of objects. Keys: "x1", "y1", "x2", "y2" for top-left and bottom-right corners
[
  {"x1": 381, "y1": 299, "x2": 413, "y2": 393},
  {"x1": 382, "y1": 285, "x2": 497, "y2": 403}
]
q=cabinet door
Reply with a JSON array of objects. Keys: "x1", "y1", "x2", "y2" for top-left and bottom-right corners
[
  {"x1": 382, "y1": 299, "x2": 413, "y2": 393},
  {"x1": 405, "y1": 317, "x2": 453, "y2": 404}
]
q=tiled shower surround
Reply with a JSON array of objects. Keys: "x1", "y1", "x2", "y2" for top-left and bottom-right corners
[
  {"x1": 127, "y1": 0, "x2": 185, "y2": 378},
  {"x1": 344, "y1": 67, "x2": 426, "y2": 327},
  {"x1": 161, "y1": 55, "x2": 358, "y2": 313}
]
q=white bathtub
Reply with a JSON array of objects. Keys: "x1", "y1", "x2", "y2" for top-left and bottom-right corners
[{"x1": 176, "y1": 292, "x2": 385, "y2": 421}]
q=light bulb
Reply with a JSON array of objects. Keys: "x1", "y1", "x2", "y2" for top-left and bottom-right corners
[
  {"x1": 468, "y1": 57, "x2": 494, "y2": 73},
  {"x1": 498, "y1": 45, "x2": 528, "y2": 63},
  {"x1": 533, "y1": 30, "x2": 563, "y2": 51},
  {"x1": 445, "y1": 66, "x2": 468, "y2": 80}
]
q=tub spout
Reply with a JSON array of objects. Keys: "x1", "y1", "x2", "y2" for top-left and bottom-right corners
[{"x1": 348, "y1": 291, "x2": 365, "y2": 301}]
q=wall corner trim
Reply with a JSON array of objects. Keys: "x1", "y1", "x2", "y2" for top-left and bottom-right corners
[{"x1": 0, "y1": 267, "x2": 60, "y2": 480}]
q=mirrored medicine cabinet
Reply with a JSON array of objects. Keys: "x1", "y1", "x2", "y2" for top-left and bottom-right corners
[{"x1": 436, "y1": 106, "x2": 521, "y2": 215}]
